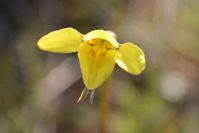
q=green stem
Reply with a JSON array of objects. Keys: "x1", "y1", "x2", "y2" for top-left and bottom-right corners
[{"x1": 99, "y1": 76, "x2": 111, "y2": 133}]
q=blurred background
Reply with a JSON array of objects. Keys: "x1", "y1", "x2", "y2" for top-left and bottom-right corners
[{"x1": 0, "y1": 0, "x2": 199, "y2": 132}]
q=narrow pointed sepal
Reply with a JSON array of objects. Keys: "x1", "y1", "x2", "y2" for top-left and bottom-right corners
[
  {"x1": 77, "y1": 87, "x2": 89, "y2": 103},
  {"x1": 89, "y1": 90, "x2": 95, "y2": 104}
]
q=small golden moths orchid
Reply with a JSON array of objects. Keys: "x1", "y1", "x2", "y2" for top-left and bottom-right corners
[{"x1": 37, "y1": 27, "x2": 145, "y2": 100}]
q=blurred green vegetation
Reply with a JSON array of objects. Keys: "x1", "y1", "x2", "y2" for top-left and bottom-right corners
[{"x1": 0, "y1": 0, "x2": 199, "y2": 133}]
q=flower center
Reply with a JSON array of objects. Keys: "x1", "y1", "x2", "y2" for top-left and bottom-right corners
[
  {"x1": 86, "y1": 38, "x2": 115, "y2": 50},
  {"x1": 85, "y1": 39, "x2": 115, "y2": 60},
  {"x1": 84, "y1": 38, "x2": 115, "y2": 73}
]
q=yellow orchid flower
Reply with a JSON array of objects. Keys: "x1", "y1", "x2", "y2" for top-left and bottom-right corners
[{"x1": 37, "y1": 27, "x2": 145, "y2": 90}]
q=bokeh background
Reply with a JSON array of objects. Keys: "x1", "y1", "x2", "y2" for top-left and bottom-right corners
[{"x1": 1, "y1": 0, "x2": 199, "y2": 133}]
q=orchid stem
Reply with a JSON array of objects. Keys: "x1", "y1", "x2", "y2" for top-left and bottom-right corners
[{"x1": 99, "y1": 76, "x2": 111, "y2": 133}]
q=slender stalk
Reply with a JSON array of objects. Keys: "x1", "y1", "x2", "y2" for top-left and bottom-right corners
[{"x1": 99, "y1": 76, "x2": 111, "y2": 133}]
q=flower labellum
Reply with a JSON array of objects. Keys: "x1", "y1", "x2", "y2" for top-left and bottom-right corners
[{"x1": 37, "y1": 27, "x2": 146, "y2": 102}]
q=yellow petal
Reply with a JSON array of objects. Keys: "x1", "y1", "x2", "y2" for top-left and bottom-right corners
[
  {"x1": 78, "y1": 43, "x2": 116, "y2": 90},
  {"x1": 38, "y1": 27, "x2": 83, "y2": 53},
  {"x1": 116, "y1": 43, "x2": 145, "y2": 75},
  {"x1": 83, "y1": 30, "x2": 118, "y2": 48}
]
